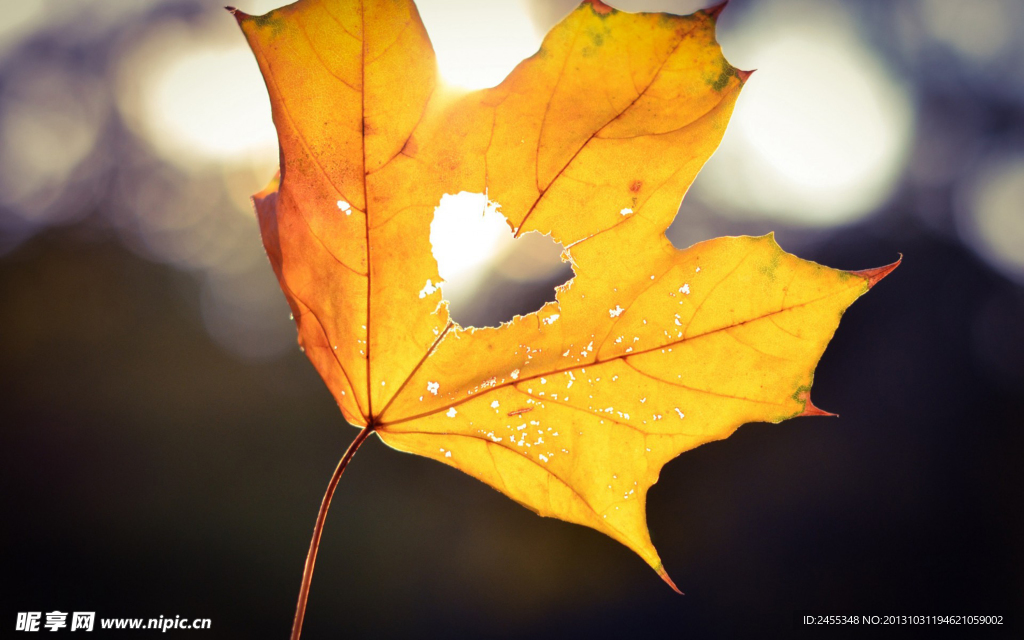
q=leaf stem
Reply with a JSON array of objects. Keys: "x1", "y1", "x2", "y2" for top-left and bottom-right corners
[{"x1": 291, "y1": 425, "x2": 375, "y2": 640}]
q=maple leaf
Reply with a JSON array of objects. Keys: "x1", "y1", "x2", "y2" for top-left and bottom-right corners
[{"x1": 231, "y1": 0, "x2": 897, "y2": 624}]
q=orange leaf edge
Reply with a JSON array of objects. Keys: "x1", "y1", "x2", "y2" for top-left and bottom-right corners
[
  {"x1": 795, "y1": 389, "x2": 839, "y2": 418},
  {"x1": 789, "y1": 256, "x2": 901, "y2": 420},
  {"x1": 850, "y1": 255, "x2": 902, "y2": 289},
  {"x1": 704, "y1": 0, "x2": 729, "y2": 21},
  {"x1": 582, "y1": 0, "x2": 615, "y2": 15},
  {"x1": 657, "y1": 565, "x2": 684, "y2": 595}
]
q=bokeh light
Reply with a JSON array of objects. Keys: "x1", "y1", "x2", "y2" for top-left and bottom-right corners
[
  {"x1": 0, "y1": 0, "x2": 47, "y2": 58},
  {"x1": 416, "y1": 0, "x2": 542, "y2": 90},
  {"x1": 957, "y1": 153, "x2": 1024, "y2": 284},
  {"x1": 920, "y1": 0, "x2": 1015, "y2": 62},
  {"x1": 115, "y1": 16, "x2": 278, "y2": 169},
  {"x1": 697, "y1": 0, "x2": 914, "y2": 226},
  {"x1": 0, "y1": 62, "x2": 107, "y2": 224}
]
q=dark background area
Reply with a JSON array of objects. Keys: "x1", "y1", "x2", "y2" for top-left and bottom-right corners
[{"x1": 2, "y1": 0, "x2": 1022, "y2": 638}]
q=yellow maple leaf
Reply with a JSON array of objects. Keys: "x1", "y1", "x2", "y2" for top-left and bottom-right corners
[{"x1": 231, "y1": 0, "x2": 897, "y2": 628}]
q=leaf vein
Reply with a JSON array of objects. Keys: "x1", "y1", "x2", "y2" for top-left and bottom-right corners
[{"x1": 621, "y1": 359, "x2": 787, "y2": 408}]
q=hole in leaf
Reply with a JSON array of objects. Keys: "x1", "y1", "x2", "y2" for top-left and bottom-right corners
[{"x1": 429, "y1": 192, "x2": 573, "y2": 328}]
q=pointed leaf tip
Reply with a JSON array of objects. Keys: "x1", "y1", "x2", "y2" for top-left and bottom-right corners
[
  {"x1": 226, "y1": 6, "x2": 249, "y2": 22},
  {"x1": 583, "y1": 0, "x2": 615, "y2": 15},
  {"x1": 794, "y1": 389, "x2": 837, "y2": 418},
  {"x1": 800, "y1": 398, "x2": 838, "y2": 418},
  {"x1": 704, "y1": 1, "x2": 728, "y2": 21},
  {"x1": 657, "y1": 566, "x2": 684, "y2": 595},
  {"x1": 850, "y1": 255, "x2": 901, "y2": 289},
  {"x1": 737, "y1": 69, "x2": 756, "y2": 83}
]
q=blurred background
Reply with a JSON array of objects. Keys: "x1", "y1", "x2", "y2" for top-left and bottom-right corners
[{"x1": 1, "y1": 0, "x2": 1021, "y2": 637}]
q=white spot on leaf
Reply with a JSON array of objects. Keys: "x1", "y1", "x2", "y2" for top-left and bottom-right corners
[{"x1": 419, "y1": 279, "x2": 440, "y2": 299}]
